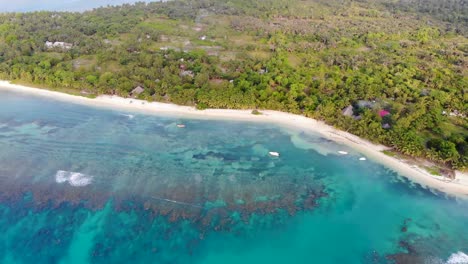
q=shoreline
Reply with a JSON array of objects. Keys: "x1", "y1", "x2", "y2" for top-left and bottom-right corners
[{"x1": 1, "y1": 80, "x2": 467, "y2": 198}]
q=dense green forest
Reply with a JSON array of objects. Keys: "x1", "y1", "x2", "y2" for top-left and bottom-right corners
[{"x1": 0, "y1": 0, "x2": 466, "y2": 169}]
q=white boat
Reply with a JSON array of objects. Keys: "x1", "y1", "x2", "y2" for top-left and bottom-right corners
[
  {"x1": 177, "y1": 124, "x2": 186, "y2": 128},
  {"x1": 269, "y1": 151, "x2": 280, "y2": 157},
  {"x1": 359, "y1": 157, "x2": 367, "y2": 161},
  {"x1": 338, "y1": 151, "x2": 348, "y2": 155}
]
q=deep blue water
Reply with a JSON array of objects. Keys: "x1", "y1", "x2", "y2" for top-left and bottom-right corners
[{"x1": 0, "y1": 89, "x2": 467, "y2": 264}]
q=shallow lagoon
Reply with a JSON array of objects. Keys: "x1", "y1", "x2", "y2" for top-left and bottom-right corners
[{"x1": 0, "y1": 90, "x2": 467, "y2": 264}]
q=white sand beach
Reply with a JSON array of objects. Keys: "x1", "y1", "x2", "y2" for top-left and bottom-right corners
[{"x1": 1, "y1": 80, "x2": 467, "y2": 198}]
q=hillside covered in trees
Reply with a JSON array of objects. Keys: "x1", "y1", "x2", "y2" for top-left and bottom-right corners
[{"x1": 0, "y1": 0, "x2": 466, "y2": 169}]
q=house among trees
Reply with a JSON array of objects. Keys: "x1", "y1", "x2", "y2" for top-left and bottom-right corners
[
  {"x1": 342, "y1": 105, "x2": 363, "y2": 120},
  {"x1": 382, "y1": 123, "x2": 391, "y2": 129},
  {"x1": 130, "y1": 86, "x2": 145, "y2": 97},
  {"x1": 342, "y1": 105, "x2": 354, "y2": 117},
  {"x1": 379, "y1": 110, "x2": 392, "y2": 129},
  {"x1": 45, "y1": 41, "x2": 72, "y2": 50},
  {"x1": 449, "y1": 110, "x2": 466, "y2": 118},
  {"x1": 378, "y1": 110, "x2": 390, "y2": 117},
  {"x1": 180, "y1": 65, "x2": 194, "y2": 77},
  {"x1": 357, "y1": 100, "x2": 375, "y2": 108}
]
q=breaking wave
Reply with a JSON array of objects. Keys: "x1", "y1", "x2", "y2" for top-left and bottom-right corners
[
  {"x1": 55, "y1": 170, "x2": 93, "y2": 187},
  {"x1": 446, "y1": 252, "x2": 468, "y2": 264},
  {"x1": 120, "y1": 113, "x2": 135, "y2": 119}
]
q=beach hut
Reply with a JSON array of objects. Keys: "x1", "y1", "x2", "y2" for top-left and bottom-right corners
[{"x1": 130, "y1": 86, "x2": 144, "y2": 97}]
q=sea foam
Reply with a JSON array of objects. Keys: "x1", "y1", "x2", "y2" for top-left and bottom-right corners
[
  {"x1": 55, "y1": 170, "x2": 93, "y2": 187},
  {"x1": 120, "y1": 113, "x2": 135, "y2": 119},
  {"x1": 446, "y1": 252, "x2": 468, "y2": 264}
]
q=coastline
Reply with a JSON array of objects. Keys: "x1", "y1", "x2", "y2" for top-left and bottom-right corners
[{"x1": 1, "y1": 80, "x2": 467, "y2": 198}]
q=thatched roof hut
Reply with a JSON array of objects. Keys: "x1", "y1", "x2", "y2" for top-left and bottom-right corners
[{"x1": 130, "y1": 86, "x2": 144, "y2": 97}]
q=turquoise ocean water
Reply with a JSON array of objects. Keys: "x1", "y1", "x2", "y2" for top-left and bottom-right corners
[{"x1": 0, "y1": 89, "x2": 467, "y2": 264}]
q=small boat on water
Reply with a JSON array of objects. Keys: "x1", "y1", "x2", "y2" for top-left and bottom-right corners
[
  {"x1": 338, "y1": 151, "x2": 348, "y2": 155},
  {"x1": 177, "y1": 124, "x2": 186, "y2": 128},
  {"x1": 269, "y1": 151, "x2": 280, "y2": 157},
  {"x1": 359, "y1": 157, "x2": 367, "y2": 161}
]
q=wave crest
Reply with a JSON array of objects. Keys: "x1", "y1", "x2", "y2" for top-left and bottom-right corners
[
  {"x1": 55, "y1": 170, "x2": 93, "y2": 187},
  {"x1": 447, "y1": 252, "x2": 468, "y2": 264}
]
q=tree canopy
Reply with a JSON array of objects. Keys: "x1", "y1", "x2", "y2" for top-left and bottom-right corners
[{"x1": 0, "y1": 0, "x2": 466, "y2": 169}]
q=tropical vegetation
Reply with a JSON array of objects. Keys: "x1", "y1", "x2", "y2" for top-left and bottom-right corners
[{"x1": 0, "y1": 0, "x2": 466, "y2": 169}]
